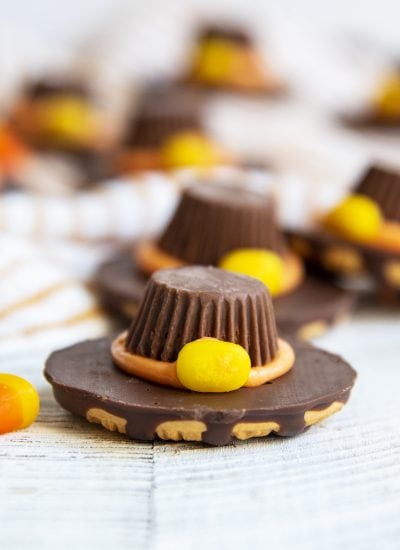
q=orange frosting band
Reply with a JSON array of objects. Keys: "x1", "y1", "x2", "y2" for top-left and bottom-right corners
[
  {"x1": 136, "y1": 241, "x2": 304, "y2": 296},
  {"x1": 117, "y1": 143, "x2": 235, "y2": 173},
  {"x1": 111, "y1": 331, "x2": 295, "y2": 390}
]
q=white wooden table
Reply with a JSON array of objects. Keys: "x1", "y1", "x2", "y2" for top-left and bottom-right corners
[{"x1": 1, "y1": 307, "x2": 400, "y2": 550}]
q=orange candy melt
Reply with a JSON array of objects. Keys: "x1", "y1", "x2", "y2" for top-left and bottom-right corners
[{"x1": 0, "y1": 374, "x2": 40, "y2": 434}]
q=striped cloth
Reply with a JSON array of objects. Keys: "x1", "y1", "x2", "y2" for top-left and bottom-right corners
[{"x1": 0, "y1": 235, "x2": 108, "y2": 354}]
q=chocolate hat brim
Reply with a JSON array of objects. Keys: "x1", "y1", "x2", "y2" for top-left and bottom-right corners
[
  {"x1": 287, "y1": 228, "x2": 400, "y2": 303},
  {"x1": 92, "y1": 249, "x2": 355, "y2": 337},
  {"x1": 44, "y1": 336, "x2": 356, "y2": 446}
]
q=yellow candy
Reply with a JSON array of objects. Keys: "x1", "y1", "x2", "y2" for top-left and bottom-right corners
[
  {"x1": 37, "y1": 96, "x2": 97, "y2": 145},
  {"x1": 193, "y1": 39, "x2": 237, "y2": 83},
  {"x1": 219, "y1": 248, "x2": 285, "y2": 296},
  {"x1": 161, "y1": 132, "x2": 218, "y2": 169},
  {"x1": 373, "y1": 74, "x2": 400, "y2": 117},
  {"x1": 0, "y1": 374, "x2": 40, "y2": 434},
  {"x1": 177, "y1": 338, "x2": 251, "y2": 393},
  {"x1": 324, "y1": 194, "x2": 382, "y2": 242}
]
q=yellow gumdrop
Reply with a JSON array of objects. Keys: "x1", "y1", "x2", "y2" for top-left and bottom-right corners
[
  {"x1": 176, "y1": 338, "x2": 251, "y2": 393},
  {"x1": 373, "y1": 74, "x2": 400, "y2": 117},
  {"x1": 219, "y1": 248, "x2": 285, "y2": 296},
  {"x1": 193, "y1": 39, "x2": 237, "y2": 83},
  {"x1": 161, "y1": 132, "x2": 218, "y2": 169},
  {"x1": 324, "y1": 194, "x2": 382, "y2": 242},
  {"x1": 0, "y1": 374, "x2": 40, "y2": 434},
  {"x1": 38, "y1": 96, "x2": 96, "y2": 145}
]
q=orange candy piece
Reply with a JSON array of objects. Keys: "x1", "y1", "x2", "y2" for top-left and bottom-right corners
[
  {"x1": 0, "y1": 126, "x2": 27, "y2": 171},
  {"x1": 0, "y1": 374, "x2": 40, "y2": 434}
]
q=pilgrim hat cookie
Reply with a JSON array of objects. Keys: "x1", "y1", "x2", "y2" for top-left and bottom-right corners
[
  {"x1": 45, "y1": 266, "x2": 356, "y2": 446},
  {"x1": 287, "y1": 165, "x2": 400, "y2": 303},
  {"x1": 182, "y1": 23, "x2": 284, "y2": 96},
  {"x1": 94, "y1": 184, "x2": 355, "y2": 338},
  {"x1": 115, "y1": 81, "x2": 234, "y2": 173},
  {"x1": 9, "y1": 78, "x2": 114, "y2": 185},
  {"x1": 343, "y1": 69, "x2": 400, "y2": 129}
]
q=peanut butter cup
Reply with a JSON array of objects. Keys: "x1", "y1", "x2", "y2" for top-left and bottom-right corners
[
  {"x1": 94, "y1": 183, "x2": 354, "y2": 336},
  {"x1": 126, "y1": 266, "x2": 278, "y2": 365},
  {"x1": 158, "y1": 185, "x2": 286, "y2": 265},
  {"x1": 124, "y1": 82, "x2": 204, "y2": 149},
  {"x1": 355, "y1": 166, "x2": 400, "y2": 222},
  {"x1": 45, "y1": 266, "x2": 356, "y2": 445},
  {"x1": 197, "y1": 24, "x2": 253, "y2": 46}
]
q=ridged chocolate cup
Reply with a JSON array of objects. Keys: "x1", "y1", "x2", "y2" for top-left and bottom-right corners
[
  {"x1": 124, "y1": 82, "x2": 205, "y2": 149},
  {"x1": 24, "y1": 79, "x2": 91, "y2": 100},
  {"x1": 196, "y1": 24, "x2": 253, "y2": 46},
  {"x1": 158, "y1": 184, "x2": 287, "y2": 265},
  {"x1": 355, "y1": 165, "x2": 400, "y2": 222},
  {"x1": 125, "y1": 266, "x2": 278, "y2": 366}
]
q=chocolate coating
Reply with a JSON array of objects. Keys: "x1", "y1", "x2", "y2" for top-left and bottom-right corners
[
  {"x1": 342, "y1": 110, "x2": 400, "y2": 129},
  {"x1": 355, "y1": 165, "x2": 400, "y2": 222},
  {"x1": 196, "y1": 24, "x2": 253, "y2": 46},
  {"x1": 126, "y1": 266, "x2": 278, "y2": 365},
  {"x1": 44, "y1": 336, "x2": 356, "y2": 446},
  {"x1": 274, "y1": 276, "x2": 355, "y2": 333},
  {"x1": 124, "y1": 82, "x2": 205, "y2": 149},
  {"x1": 93, "y1": 250, "x2": 355, "y2": 336},
  {"x1": 158, "y1": 185, "x2": 286, "y2": 265},
  {"x1": 287, "y1": 227, "x2": 400, "y2": 300},
  {"x1": 24, "y1": 79, "x2": 91, "y2": 100}
]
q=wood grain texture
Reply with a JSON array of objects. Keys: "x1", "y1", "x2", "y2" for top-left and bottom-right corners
[{"x1": 1, "y1": 309, "x2": 400, "y2": 550}]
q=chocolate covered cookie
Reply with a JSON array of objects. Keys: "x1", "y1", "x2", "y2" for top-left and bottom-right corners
[
  {"x1": 288, "y1": 165, "x2": 400, "y2": 303},
  {"x1": 9, "y1": 77, "x2": 114, "y2": 184},
  {"x1": 343, "y1": 70, "x2": 400, "y2": 129},
  {"x1": 94, "y1": 184, "x2": 355, "y2": 336},
  {"x1": 46, "y1": 266, "x2": 356, "y2": 445},
  {"x1": 181, "y1": 23, "x2": 284, "y2": 95},
  {"x1": 115, "y1": 82, "x2": 233, "y2": 173}
]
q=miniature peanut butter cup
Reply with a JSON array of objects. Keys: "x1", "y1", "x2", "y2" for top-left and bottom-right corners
[
  {"x1": 355, "y1": 166, "x2": 400, "y2": 222},
  {"x1": 94, "y1": 183, "x2": 354, "y2": 337},
  {"x1": 287, "y1": 164, "x2": 400, "y2": 304},
  {"x1": 124, "y1": 83, "x2": 205, "y2": 149},
  {"x1": 24, "y1": 79, "x2": 91, "y2": 100},
  {"x1": 45, "y1": 266, "x2": 356, "y2": 446},
  {"x1": 125, "y1": 266, "x2": 278, "y2": 366},
  {"x1": 197, "y1": 24, "x2": 253, "y2": 46},
  {"x1": 158, "y1": 185, "x2": 286, "y2": 265}
]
